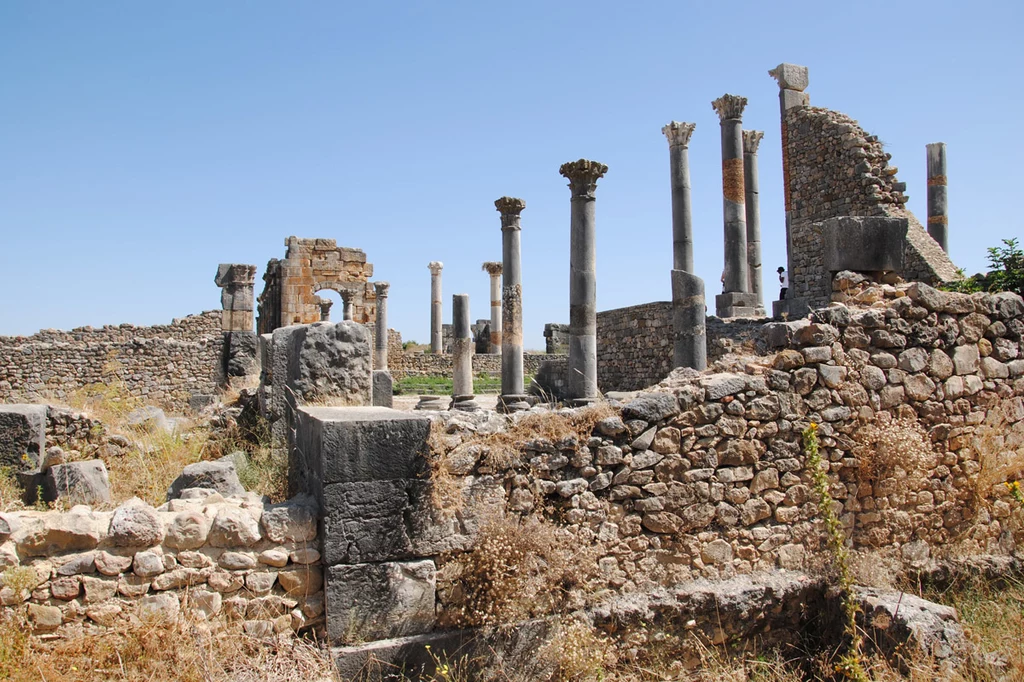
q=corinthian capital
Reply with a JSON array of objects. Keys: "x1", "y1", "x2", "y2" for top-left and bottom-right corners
[
  {"x1": 742, "y1": 130, "x2": 764, "y2": 154},
  {"x1": 559, "y1": 159, "x2": 608, "y2": 198},
  {"x1": 428, "y1": 261, "x2": 444, "y2": 276},
  {"x1": 482, "y1": 261, "x2": 503, "y2": 276},
  {"x1": 662, "y1": 121, "x2": 696, "y2": 148},
  {"x1": 373, "y1": 281, "x2": 390, "y2": 298},
  {"x1": 711, "y1": 94, "x2": 748, "y2": 122},
  {"x1": 494, "y1": 196, "x2": 526, "y2": 216}
]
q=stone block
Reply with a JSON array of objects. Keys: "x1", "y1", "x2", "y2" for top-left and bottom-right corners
[
  {"x1": 715, "y1": 292, "x2": 758, "y2": 318},
  {"x1": 770, "y1": 63, "x2": 809, "y2": 92},
  {"x1": 772, "y1": 298, "x2": 811, "y2": 320},
  {"x1": 779, "y1": 89, "x2": 810, "y2": 110},
  {"x1": 372, "y1": 370, "x2": 394, "y2": 408},
  {"x1": 167, "y1": 461, "x2": 244, "y2": 500},
  {"x1": 295, "y1": 407, "x2": 430, "y2": 487},
  {"x1": 43, "y1": 461, "x2": 111, "y2": 506},
  {"x1": 326, "y1": 560, "x2": 436, "y2": 644},
  {"x1": 0, "y1": 404, "x2": 46, "y2": 469},
  {"x1": 221, "y1": 310, "x2": 254, "y2": 332},
  {"x1": 821, "y1": 217, "x2": 908, "y2": 273},
  {"x1": 215, "y1": 263, "x2": 257, "y2": 288},
  {"x1": 225, "y1": 331, "x2": 258, "y2": 377}
]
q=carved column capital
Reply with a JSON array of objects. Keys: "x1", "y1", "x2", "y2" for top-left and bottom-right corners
[
  {"x1": 559, "y1": 159, "x2": 608, "y2": 198},
  {"x1": 482, "y1": 261, "x2": 503, "y2": 277},
  {"x1": 662, "y1": 121, "x2": 696, "y2": 148},
  {"x1": 427, "y1": 261, "x2": 444, "y2": 276},
  {"x1": 711, "y1": 94, "x2": 748, "y2": 122},
  {"x1": 742, "y1": 130, "x2": 764, "y2": 154},
  {"x1": 494, "y1": 196, "x2": 526, "y2": 216},
  {"x1": 373, "y1": 281, "x2": 390, "y2": 299}
]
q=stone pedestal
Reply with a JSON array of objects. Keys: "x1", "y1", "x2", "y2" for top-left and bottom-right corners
[
  {"x1": 671, "y1": 270, "x2": 707, "y2": 370},
  {"x1": 428, "y1": 262, "x2": 444, "y2": 353},
  {"x1": 482, "y1": 262, "x2": 503, "y2": 354},
  {"x1": 495, "y1": 197, "x2": 528, "y2": 412},
  {"x1": 715, "y1": 292, "x2": 759, "y2": 318},
  {"x1": 560, "y1": 159, "x2": 608, "y2": 403},
  {"x1": 926, "y1": 142, "x2": 949, "y2": 253}
]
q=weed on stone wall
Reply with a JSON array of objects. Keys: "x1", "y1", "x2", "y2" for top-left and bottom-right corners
[{"x1": 853, "y1": 415, "x2": 936, "y2": 484}]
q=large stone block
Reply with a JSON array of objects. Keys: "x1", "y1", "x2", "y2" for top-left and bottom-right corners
[
  {"x1": 372, "y1": 370, "x2": 394, "y2": 408},
  {"x1": 295, "y1": 407, "x2": 430, "y2": 487},
  {"x1": 225, "y1": 331, "x2": 258, "y2": 377},
  {"x1": 0, "y1": 404, "x2": 46, "y2": 469},
  {"x1": 821, "y1": 217, "x2": 908, "y2": 273},
  {"x1": 326, "y1": 560, "x2": 436, "y2": 644}
]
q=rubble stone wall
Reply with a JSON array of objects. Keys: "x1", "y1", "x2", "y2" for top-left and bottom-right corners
[
  {"x1": 0, "y1": 494, "x2": 324, "y2": 638},
  {"x1": 0, "y1": 312, "x2": 225, "y2": 411}
]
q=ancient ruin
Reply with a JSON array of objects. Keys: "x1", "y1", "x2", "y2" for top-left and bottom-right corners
[{"x1": 3, "y1": 61, "x2": 1021, "y2": 681}]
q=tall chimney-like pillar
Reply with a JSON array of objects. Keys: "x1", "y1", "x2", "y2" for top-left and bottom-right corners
[
  {"x1": 560, "y1": 159, "x2": 608, "y2": 404},
  {"x1": 926, "y1": 143, "x2": 949, "y2": 253}
]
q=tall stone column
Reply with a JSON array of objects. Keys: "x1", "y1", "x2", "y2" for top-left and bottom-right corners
[
  {"x1": 743, "y1": 130, "x2": 765, "y2": 313},
  {"x1": 450, "y1": 294, "x2": 479, "y2": 411},
  {"x1": 926, "y1": 142, "x2": 949, "y2": 253},
  {"x1": 373, "y1": 282, "x2": 390, "y2": 370},
  {"x1": 482, "y1": 261, "x2": 503, "y2": 354},
  {"x1": 494, "y1": 197, "x2": 529, "y2": 412},
  {"x1": 428, "y1": 262, "x2": 444, "y2": 353},
  {"x1": 662, "y1": 122, "x2": 706, "y2": 371},
  {"x1": 662, "y1": 121, "x2": 696, "y2": 273},
  {"x1": 215, "y1": 264, "x2": 259, "y2": 380},
  {"x1": 712, "y1": 94, "x2": 757, "y2": 318},
  {"x1": 768, "y1": 63, "x2": 812, "y2": 320},
  {"x1": 560, "y1": 159, "x2": 607, "y2": 404},
  {"x1": 340, "y1": 291, "x2": 354, "y2": 321}
]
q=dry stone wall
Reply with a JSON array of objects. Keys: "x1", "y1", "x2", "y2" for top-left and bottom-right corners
[
  {"x1": 0, "y1": 493, "x2": 324, "y2": 638},
  {"x1": 0, "y1": 312, "x2": 225, "y2": 411}
]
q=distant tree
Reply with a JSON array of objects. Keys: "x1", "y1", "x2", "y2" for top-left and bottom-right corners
[{"x1": 942, "y1": 238, "x2": 1023, "y2": 296}]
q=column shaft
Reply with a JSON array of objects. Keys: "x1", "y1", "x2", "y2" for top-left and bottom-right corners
[
  {"x1": 482, "y1": 262, "x2": 503, "y2": 354},
  {"x1": 451, "y1": 294, "x2": 473, "y2": 398},
  {"x1": 495, "y1": 198, "x2": 527, "y2": 411},
  {"x1": 926, "y1": 143, "x2": 949, "y2": 253},
  {"x1": 428, "y1": 262, "x2": 443, "y2": 353},
  {"x1": 560, "y1": 160, "x2": 607, "y2": 403},
  {"x1": 663, "y1": 122, "x2": 696, "y2": 273},
  {"x1": 743, "y1": 130, "x2": 765, "y2": 311},
  {"x1": 373, "y1": 282, "x2": 389, "y2": 370}
]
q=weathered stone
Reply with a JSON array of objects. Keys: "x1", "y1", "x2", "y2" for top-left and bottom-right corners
[
  {"x1": 818, "y1": 365, "x2": 847, "y2": 388},
  {"x1": 326, "y1": 560, "x2": 435, "y2": 644},
  {"x1": 260, "y1": 549, "x2": 290, "y2": 568},
  {"x1": 0, "y1": 405, "x2": 46, "y2": 469},
  {"x1": 167, "y1": 461, "x2": 245, "y2": 500},
  {"x1": 641, "y1": 512, "x2": 683, "y2": 534},
  {"x1": 261, "y1": 495, "x2": 317, "y2": 543},
  {"x1": 246, "y1": 571, "x2": 278, "y2": 596},
  {"x1": 278, "y1": 565, "x2": 324, "y2": 597},
  {"x1": 622, "y1": 393, "x2": 679, "y2": 423},
  {"x1": 44, "y1": 461, "x2": 111, "y2": 506},
  {"x1": 28, "y1": 603, "x2": 63, "y2": 631},
  {"x1": 133, "y1": 551, "x2": 165, "y2": 578},
  {"x1": 952, "y1": 345, "x2": 980, "y2": 375},
  {"x1": 702, "y1": 374, "x2": 748, "y2": 400},
  {"x1": 904, "y1": 375, "x2": 936, "y2": 401},
  {"x1": 190, "y1": 589, "x2": 222, "y2": 619},
  {"x1": 740, "y1": 499, "x2": 771, "y2": 525},
  {"x1": 14, "y1": 510, "x2": 102, "y2": 556},
  {"x1": 109, "y1": 499, "x2": 164, "y2": 547},
  {"x1": 208, "y1": 507, "x2": 261, "y2": 547},
  {"x1": 139, "y1": 593, "x2": 180, "y2": 623},
  {"x1": 164, "y1": 510, "x2": 211, "y2": 550},
  {"x1": 81, "y1": 575, "x2": 117, "y2": 603},
  {"x1": 219, "y1": 551, "x2": 258, "y2": 570}
]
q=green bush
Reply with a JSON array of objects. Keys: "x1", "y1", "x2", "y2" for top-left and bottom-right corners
[{"x1": 943, "y1": 238, "x2": 1023, "y2": 296}]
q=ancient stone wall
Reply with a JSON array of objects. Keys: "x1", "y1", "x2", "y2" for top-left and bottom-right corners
[
  {"x1": 0, "y1": 494, "x2": 324, "y2": 637},
  {"x1": 0, "y1": 312, "x2": 225, "y2": 411},
  {"x1": 388, "y1": 351, "x2": 554, "y2": 382},
  {"x1": 782, "y1": 106, "x2": 960, "y2": 309}
]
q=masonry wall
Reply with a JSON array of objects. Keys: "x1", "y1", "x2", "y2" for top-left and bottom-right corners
[{"x1": 0, "y1": 312, "x2": 225, "y2": 411}]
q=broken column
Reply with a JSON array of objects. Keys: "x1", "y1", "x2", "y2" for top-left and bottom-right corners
[
  {"x1": 372, "y1": 281, "x2": 392, "y2": 408},
  {"x1": 482, "y1": 261, "x2": 503, "y2": 354},
  {"x1": 317, "y1": 297, "x2": 333, "y2": 322},
  {"x1": 662, "y1": 122, "x2": 707, "y2": 371},
  {"x1": 712, "y1": 95, "x2": 757, "y2": 318},
  {"x1": 495, "y1": 197, "x2": 530, "y2": 412},
  {"x1": 450, "y1": 294, "x2": 479, "y2": 412},
  {"x1": 662, "y1": 121, "x2": 697, "y2": 273},
  {"x1": 560, "y1": 159, "x2": 607, "y2": 404},
  {"x1": 743, "y1": 129, "x2": 766, "y2": 314},
  {"x1": 768, "y1": 63, "x2": 812, "y2": 319},
  {"x1": 215, "y1": 264, "x2": 259, "y2": 380},
  {"x1": 926, "y1": 142, "x2": 949, "y2": 253},
  {"x1": 428, "y1": 262, "x2": 443, "y2": 353},
  {"x1": 340, "y1": 291, "x2": 354, "y2": 321}
]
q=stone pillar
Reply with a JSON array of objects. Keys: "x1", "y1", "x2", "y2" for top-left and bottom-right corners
[
  {"x1": 373, "y1": 282, "x2": 390, "y2": 370},
  {"x1": 560, "y1": 159, "x2": 607, "y2": 404},
  {"x1": 481, "y1": 261, "x2": 503, "y2": 354},
  {"x1": 672, "y1": 271, "x2": 707, "y2": 371},
  {"x1": 450, "y1": 294, "x2": 478, "y2": 412},
  {"x1": 743, "y1": 130, "x2": 765, "y2": 314},
  {"x1": 768, "y1": 64, "x2": 812, "y2": 320},
  {"x1": 712, "y1": 95, "x2": 757, "y2": 318},
  {"x1": 495, "y1": 197, "x2": 530, "y2": 413},
  {"x1": 340, "y1": 292, "x2": 354, "y2": 321},
  {"x1": 428, "y1": 262, "x2": 443, "y2": 353},
  {"x1": 926, "y1": 142, "x2": 949, "y2": 253},
  {"x1": 317, "y1": 297, "x2": 333, "y2": 322},
  {"x1": 662, "y1": 121, "x2": 696, "y2": 273},
  {"x1": 215, "y1": 264, "x2": 259, "y2": 380}
]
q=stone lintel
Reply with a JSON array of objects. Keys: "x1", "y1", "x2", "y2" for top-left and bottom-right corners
[
  {"x1": 768, "y1": 63, "x2": 809, "y2": 92},
  {"x1": 821, "y1": 217, "x2": 908, "y2": 273}
]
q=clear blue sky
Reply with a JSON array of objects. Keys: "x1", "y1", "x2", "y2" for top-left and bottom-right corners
[{"x1": 2, "y1": 2, "x2": 1021, "y2": 348}]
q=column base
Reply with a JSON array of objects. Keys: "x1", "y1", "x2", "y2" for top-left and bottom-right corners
[
  {"x1": 413, "y1": 395, "x2": 446, "y2": 411},
  {"x1": 449, "y1": 395, "x2": 481, "y2": 412},
  {"x1": 497, "y1": 394, "x2": 532, "y2": 413},
  {"x1": 772, "y1": 298, "x2": 811, "y2": 320},
  {"x1": 715, "y1": 292, "x2": 759, "y2": 318}
]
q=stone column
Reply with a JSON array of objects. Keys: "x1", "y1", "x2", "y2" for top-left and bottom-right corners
[
  {"x1": 316, "y1": 297, "x2": 333, "y2": 322},
  {"x1": 712, "y1": 95, "x2": 757, "y2": 318},
  {"x1": 481, "y1": 261, "x2": 503, "y2": 354},
  {"x1": 340, "y1": 291, "x2": 354, "y2": 321},
  {"x1": 428, "y1": 262, "x2": 443, "y2": 353},
  {"x1": 662, "y1": 121, "x2": 696, "y2": 273},
  {"x1": 926, "y1": 142, "x2": 949, "y2": 253},
  {"x1": 768, "y1": 64, "x2": 812, "y2": 320},
  {"x1": 743, "y1": 130, "x2": 765, "y2": 313},
  {"x1": 560, "y1": 159, "x2": 608, "y2": 404},
  {"x1": 373, "y1": 282, "x2": 390, "y2": 370},
  {"x1": 215, "y1": 264, "x2": 259, "y2": 380},
  {"x1": 495, "y1": 197, "x2": 530, "y2": 412},
  {"x1": 450, "y1": 294, "x2": 479, "y2": 411}
]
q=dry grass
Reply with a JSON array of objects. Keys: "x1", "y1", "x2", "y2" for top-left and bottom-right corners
[
  {"x1": 852, "y1": 415, "x2": 936, "y2": 484},
  {"x1": 0, "y1": 610, "x2": 339, "y2": 682}
]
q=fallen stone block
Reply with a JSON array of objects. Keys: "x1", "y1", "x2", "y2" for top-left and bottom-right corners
[
  {"x1": 326, "y1": 560, "x2": 436, "y2": 644},
  {"x1": 0, "y1": 404, "x2": 46, "y2": 469},
  {"x1": 167, "y1": 460, "x2": 245, "y2": 500}
]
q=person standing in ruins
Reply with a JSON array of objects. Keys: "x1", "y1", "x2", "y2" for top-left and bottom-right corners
[{"x1": 777, "y1": 266, "x2": 788, "y2": 300}]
